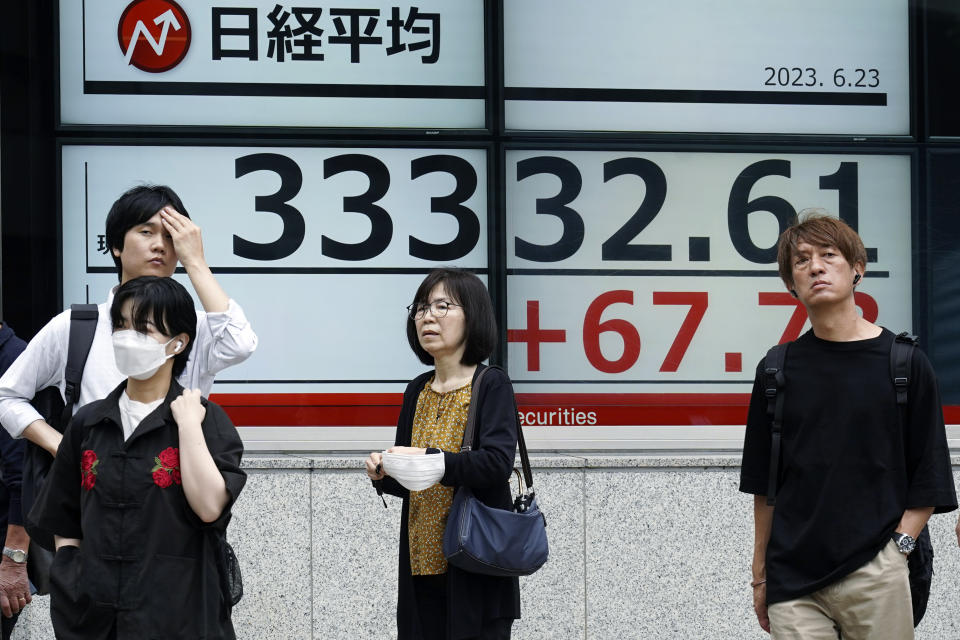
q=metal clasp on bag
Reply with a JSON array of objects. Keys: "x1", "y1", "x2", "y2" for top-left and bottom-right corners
[
  {"x1": 510, "y1": 468, "x2": 536, "y2": 513},
  {"x1": 515, "y1": 490, "x2": 537, "y2": 513}
]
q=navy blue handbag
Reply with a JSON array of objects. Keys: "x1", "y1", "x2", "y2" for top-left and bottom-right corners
[{"x1": 442, "y1": 367, "x2": 548, "y2": 577}]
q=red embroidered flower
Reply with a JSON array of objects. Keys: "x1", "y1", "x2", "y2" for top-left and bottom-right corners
[
  {"x1": 80, "y1": 449, "x2": 97, "y2": 472},
  {"x1": 152, "y1": 469, "x2": 173, "y2": 488},
  {"x1": 151, "y1": 447, "x2": 181, "y2": 488},
  {"x1": 157, "y1": 447, "x2": 179, "y2": 469},
  {"x1": 80, "y1": 450, "x2": 98, "y2": 490}
]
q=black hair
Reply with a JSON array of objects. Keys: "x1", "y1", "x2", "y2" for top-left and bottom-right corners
[
  {"x1": 105, "y1": 185, "x2": 189, "y2": 280},
  {"x1": 110, "y1": 276, "x2": 197, "y2": 378},
  {"x1": 406, "y1": 268, "x2": 497, "y2": 366}
]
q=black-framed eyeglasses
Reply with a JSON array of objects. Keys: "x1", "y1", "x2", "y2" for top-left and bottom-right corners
[{"x1": 406, "y1": 300, "x2": 462, "y2": 319}]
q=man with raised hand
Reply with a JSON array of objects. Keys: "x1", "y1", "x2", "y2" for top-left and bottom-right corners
[
  {"x1": 739, "y1": 212, "x2": 956, "y2": 639},
  {"x1": 0, "y1": 185, "x2": 257, "y2": 454}
]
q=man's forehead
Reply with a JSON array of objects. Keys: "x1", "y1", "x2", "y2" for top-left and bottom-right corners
[
  {"x1": 134, "y1": 212, "x2": 164, "y2": 227},
  {"x1": 793, "y1": 240, "x2": 838, "y2": 253}
]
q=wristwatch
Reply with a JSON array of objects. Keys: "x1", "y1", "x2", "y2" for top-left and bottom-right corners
[
  {"x1": 891, "y1": 532, "x2": 916, "y2": 555},
  {"x1": 1, "y1": 547, "x2": 27, "y2": 563}
]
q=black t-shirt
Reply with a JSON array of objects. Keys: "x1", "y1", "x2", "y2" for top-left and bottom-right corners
[{"x1": 739, "y1": 328, "x2": 957, "y2": 605}]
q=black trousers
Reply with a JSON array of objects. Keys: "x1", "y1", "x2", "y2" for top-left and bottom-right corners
[{"x1": 412, "y1": 574, "x2": 512, "y2": 640}]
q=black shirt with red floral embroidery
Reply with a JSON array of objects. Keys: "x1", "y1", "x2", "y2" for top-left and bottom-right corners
[{"x1": 30, "y1": 380, "x2": 245, "y2": 640}]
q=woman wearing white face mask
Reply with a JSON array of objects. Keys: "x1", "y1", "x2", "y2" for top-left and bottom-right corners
[
  {"x1": 365, "y1": 268, "x2": 521, "y2": 640},
  {"x1": 29, "y1": 276, "x2": 246, "y2": 640}
]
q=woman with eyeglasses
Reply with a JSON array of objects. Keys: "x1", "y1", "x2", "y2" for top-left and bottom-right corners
[{"x1": 365, "y1": 268, "x2": 521, "y2": 640}]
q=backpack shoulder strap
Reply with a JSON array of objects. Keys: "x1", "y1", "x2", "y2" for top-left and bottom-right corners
[
  {"x1": 888, "y1": 331, "x2": 934, "y2": 628},
  {"x1": 764, "y1": 343, "x2": 789, "y2": 506},
  {"x1": 891, "y1": 331, "x2": 917, "y2": 407},
  {"x1": 63, "y1": 304, "x2": 98, "y2": 411}
]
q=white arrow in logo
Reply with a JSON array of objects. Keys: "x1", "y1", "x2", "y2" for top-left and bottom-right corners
[{"x1": 124, "y1": 9, "x2": 182, "y2": 65}]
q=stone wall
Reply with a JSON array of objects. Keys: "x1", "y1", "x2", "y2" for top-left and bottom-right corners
[{"x1": 13, "y1": 454, "x2": 960, "y2": 639}]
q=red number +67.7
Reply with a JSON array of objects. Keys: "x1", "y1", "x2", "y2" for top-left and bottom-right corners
[{"x1": 508, "y1": 291, "x2": 879, "y2": 374}]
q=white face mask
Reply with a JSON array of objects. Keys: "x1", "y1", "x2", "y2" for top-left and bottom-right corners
[
  {"x1": 112, "y1": 330, "x2": 179, "y2": 381},
  {"x1": 381, "y1": 451, "x2": 445, "y2": 492}
]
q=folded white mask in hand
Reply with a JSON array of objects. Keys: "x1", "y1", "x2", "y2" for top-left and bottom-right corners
[{"x1": 381, "y1": 451, "x2": 445, "y2": 491}]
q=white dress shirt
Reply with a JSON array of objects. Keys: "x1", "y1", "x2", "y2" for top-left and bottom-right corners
[{"x1": 0, "y1": 287, "x2": 258, "y2": 437}]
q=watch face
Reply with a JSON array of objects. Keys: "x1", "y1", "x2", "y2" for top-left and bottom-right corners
[
  {"x1": 5, "y1": 549, "x2": 25, "y2": 563},
  {"x1": 895, "y1": 534, "x2": 915, "y2": 553}
]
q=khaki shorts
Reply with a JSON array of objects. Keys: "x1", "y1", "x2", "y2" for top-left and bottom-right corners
[{"x1": 768, "y1": 539, "x2": 913, "y2": 640}]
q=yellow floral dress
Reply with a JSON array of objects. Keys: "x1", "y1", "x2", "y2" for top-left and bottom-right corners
[{"x1": 408, "y1": 377, "x2": 472, "y2": 575}]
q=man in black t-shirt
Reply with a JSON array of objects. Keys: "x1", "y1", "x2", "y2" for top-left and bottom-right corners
[{"x1": 739, "y1": 213, "x2": 957, "y2": 639}]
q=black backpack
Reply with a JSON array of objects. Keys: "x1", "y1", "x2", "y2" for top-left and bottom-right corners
[
  {"x1": 762, "y1": 331, "x2": 934, "y2": 627},
  {"x1": 23, "y1": 304, "x2": 98, "y2": 593}
]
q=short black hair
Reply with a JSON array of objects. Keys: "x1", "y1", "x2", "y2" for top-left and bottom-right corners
[
  {"x1": 111, "y1": 276, "x2": 197, "y2": 378},
  {"x1": 406, "y1": 268, "x2": 497, "y2": 366},
  {"x1": 105, "y1": 185, "x2": 189, "y2": 280}
]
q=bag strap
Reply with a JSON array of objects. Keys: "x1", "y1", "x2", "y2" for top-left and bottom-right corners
[
  {"x1": 60, "y1": 304, "x2": 98, "y2": 428},
  {"x1": 891, "y1": 331, "x2": 917, "y2": 407},
  {"x1": 764, "y1": 343, "x2": 789, "y2": 507},
  {"x1": 460, "y1": 365, "x2": 534, "y2": 491},
  {"x1": 889, "y1": 330, "x2": 932, "y2": 596}
]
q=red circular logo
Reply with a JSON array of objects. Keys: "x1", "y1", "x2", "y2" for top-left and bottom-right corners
[{"x1": 117, "y1": 0, "x2": 191, "y2": 73}]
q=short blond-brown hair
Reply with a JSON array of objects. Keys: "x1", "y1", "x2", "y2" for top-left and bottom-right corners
[{"x1": 777, "y1": 210, "x2": 867, "y2": 286}]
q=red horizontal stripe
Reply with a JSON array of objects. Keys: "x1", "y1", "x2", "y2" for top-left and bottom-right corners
[
  {"x1": 944, "y1": 406, "x2": 960, "y2": 424},
  {"x1": 210, "y1": 393, "x2": 400, "y2": 407},
  {"x1": 210, "y1": 392, "x2": 752, "y2": 407},
  {"x1": 517, "y1": 393, "x2": 751, "y2": 406},
  {"x1": 209, "y1": 393, "x2": 960, "y2": 428}
]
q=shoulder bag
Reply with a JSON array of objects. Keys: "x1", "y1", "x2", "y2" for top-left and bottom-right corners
[{"x1": 442, "y1": 366, "x2": 548, "y2": 577}]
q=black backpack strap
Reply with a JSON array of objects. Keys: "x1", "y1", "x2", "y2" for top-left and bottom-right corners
[
  {"x1": 23, "y1": 303, "x2": 99, "y2": 563},
  {"x1": 889, "y1": 331, "x2": 932, "y2": 628},
  {"x1": 891, "y1": 331, "x2": 917, "y2": 407},
  {"x1": 764, "y1": 343, "x2": 789, "y2": 507},
  {"x1": 61, "y1": 304, "x2": 98, "y2": 424}
]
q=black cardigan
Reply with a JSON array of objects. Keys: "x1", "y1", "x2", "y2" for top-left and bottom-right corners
[{"x1": 378, "y1": 364, "x2": 521, "y2": 640}]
